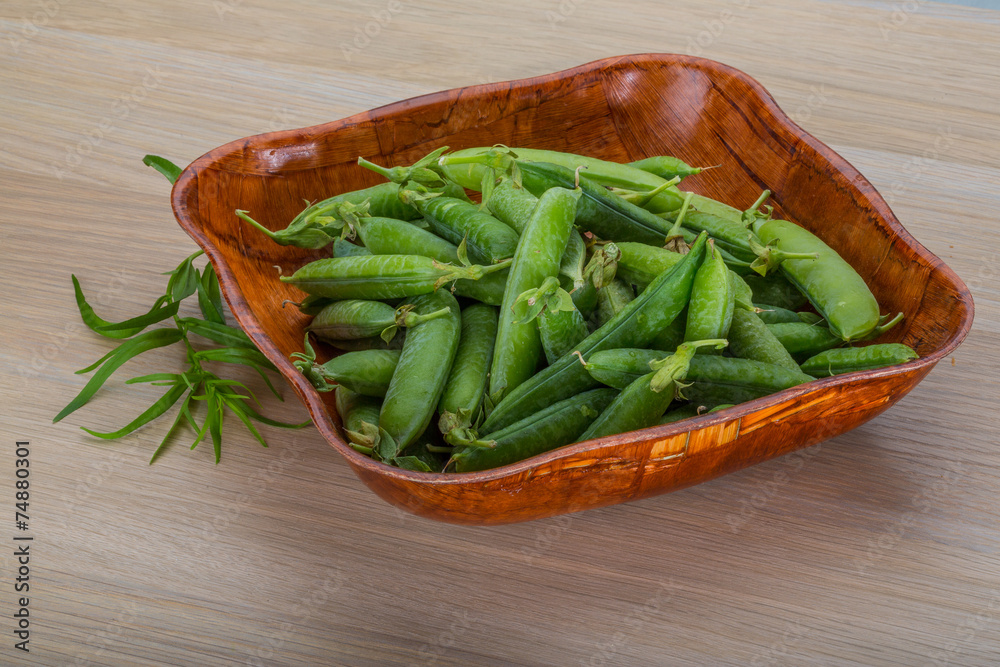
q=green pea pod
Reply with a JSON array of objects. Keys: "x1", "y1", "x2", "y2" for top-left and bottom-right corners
[
  {"x1": 321, "y1": 335, "x2": 404, "y2": 352},
  {"x1": 518, "y1": 161, "x2": 677, "y2": 245},
  {"x1": 401, "y1": 191, "x2": 519, "y2": 265},
  {"x1": 379, "y1": 289, "x2": 462, "y2": 455},
  {"x1": 451, "y1": 388, "x2": 618, "y2": 472},
  {"x1": 618, "y1": 242, "x2": 753, "y2": 313},
  {"x1": 481, "y1": 232, "x2": 708, "y2": 433},
  {"x1": 332, "y1": 238, "x2": 371, "y2": 257},
  {"x1": 486, "y1": 178, "x2": 538, "y2": 234},
  {"x1": 579, "y1": 340, "x2": 726, "y2": 441},
  {"x1": 335, "y1": 387, "x2": 382, "y2": 454},
  {"x1": 515, "y1": 276, "x2": 590, "y2": 365},
  {"x1": 800, "y1": 343, "x2": 918, "y2": 377},
  {"x1": 615, "y1": 242, "x2": 683, "y2": 288},
  {"x1": 282, "y1": 182, "x2": 420, "y2": 242},
  {"x1": 354, "y1": 216, "x2": 509, "y2": 306},
  {"x1": 685, "y1": 241, "x2": 735, "y2": 352},
  {"x1": 755, "y1": 304, "x2": 809, "y2": 324},
  {"x1": 741, "y1": 272, "x2": 810, "y2": 311},
  {"x1": 294, "y1": 348, "x2": 400, "y2": 397},
  {"x1": 563, "y1": 275, "x2": 599, "y2": 319},
  {"x1": 490, "y1": 187, "x2": 581, "y2": 402},
  {"x1": 539, "y1": 305, "x2": 589, "y2": 365},
  {"x1": 280, "y1": 254, "x2": 508, "y2": 301},
  {"x1": 307, "y1": 299, "x2": 449, "y2": 343},
  {"x1": 753, "y1": 218, "x2": 880, "y2": 341},
  {"x1": 439, "y1": 147, "x2": 687, "y2": 213},
  {"x1": 595, "y1": 278, "x2": 634, "y2": 327},
  {"x1": 438, "y1": 304, "x2": 499, "y2": 447},
  {"x1": 356, "y1": 216, "x2": 460, "y2": 262},
  {"x1": 649, "y1": 307, "x2": 688, "y2": 352},
  {"x1": 628, "y1": 155, "x2": 706, "y2": 181},
  {"x1": 767, "y1": 322, "x2": 845, "y2": 358},
  {"x1": 727, "y1": 308, "x2": 800, "y2": 371},
  {"x1": 580, "y1": 348, "x2": 812, "y2": 400},
  {"x1": 559, "y1": 229, "x2": 589, "y2": 292}
]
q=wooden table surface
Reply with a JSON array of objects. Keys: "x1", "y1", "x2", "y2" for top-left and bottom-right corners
[{"x1": 3, "y1": 1, "x2": 999, "y2": 664}]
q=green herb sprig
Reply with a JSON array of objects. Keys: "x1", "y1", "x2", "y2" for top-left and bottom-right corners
[{"x1": 53, "y1": 156, "x2": 309, "y2": 463}]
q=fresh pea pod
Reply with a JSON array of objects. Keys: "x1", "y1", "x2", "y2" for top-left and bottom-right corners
[
  {"x1": 481, "y1": 232, "x2": 707, "y2": 433},
  {"x1": 335, "y1": 387, "x2": 382, "y2": 454},
  {"x1": 307, "y1": 299, "x2": 449, "y2": 344},
  {"x1": 617, "y1": 242, "x2": 754, "y2": 312},
  {"x1": 685, "y1": 241, "x2": 734, "y2": 352},
  {"x1": 518, "y1": 161, "x2": 678, "y2": 245},
  {"x1": 595, "y1": 278, "x2": 634, "y2": 327},
  {"x1": 755, "y1": 304, "x2": 820, "y2": 325},
  {"x1": 438, "y1": 304, "x2": 498, "y2": 447},
  {"x1": 379, "y1": 289, "x2": 462, "y2": 455},
  {"x1": 753, "y1": 218, "x2": 880, "y2": 341},
  {"x1": 400, "y1": 189, "x2": 519, "y2": 265},
  {"x1": 727, "y1": 308, "x2": 800, "y2": 371},
  {"x1": 800, "y1": 343, "x2": 918, "y2": 377},
  {"x1": 741, "y1": 272, "x2": 810, "y2": 311},
  {"x1": 486, "y1": 177, "x2": 538, "y2": 234},
  {"x1": 293, "y1": 347, "x2": 400, "y2": 398},
  {"x1": 579, "y1": 340, "x2": 726, "y2": 442},
  {"x1": 354, "y1": 216, "x2": 509, "y2": 306},
  {"x1": 513, "y1": 277, "x2": 589, "y2": 365},
  {"x1": 490, "y1": 187, "x2": 580, "y2": 402},
  {"x1": 333, "y1": 237, "x2": 371, "y2": 257},
  {"x1": 628, "y1": 155, "x2": 706, "y2": 181},
  {"x1": 580, "y1": 348, "x2": 812, "y2": 401},
  {"x1": 439, "y1": 147, "x2": 687, "y2": 213},
  {"x1": 451, "y1": 388, "x2": 617, "y2": 473},
  {"x1": 649, "y1": 308, "x2": 688, "y2": 352},
  {"x1": 280, "y1": 254, "x2": 507, "y2": 301},
  {"x1": 559, "y1": 229, "x2": 589, "y2": 293},
  {"x1": 767, "y1": 322, "x2": 844, "y2": 358}
]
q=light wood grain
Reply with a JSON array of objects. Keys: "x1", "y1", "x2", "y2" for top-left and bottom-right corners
[{"x1": 2, "y1": 1, "x2": 999, "y2": 665}]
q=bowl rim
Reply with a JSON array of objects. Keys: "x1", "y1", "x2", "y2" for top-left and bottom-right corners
[{"x1": 171, "y1": 53, "x2": 975, "y2": 483}]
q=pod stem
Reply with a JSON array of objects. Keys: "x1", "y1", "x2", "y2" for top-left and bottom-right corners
[
  {"x1": 861, "y1": 312, "x2": 905, "y2": 340},
  {"x1": 635, "y1": 176, "x2": 681, "y2": 206},
  {"x1": 747, "y1": 235, "x2": 819, "y2": 277},
  {"x1": 648, "y1": 339, "x2": 728, "y2": 393},
  {"x1": 742, "y1": 189, "x2": 772, "y2": 227},
  {"x1": 398, "y1": 305, "x2": 452, "y2": 328},
  {"x1": 665, "y1": 191, "x2": 694, "y2": 253},
  {"x1": 582, "y1": 242, "x2": 621, "y2": 289},
  {"x1": 358, "y1": 146, "x2": 450, "y2": 187},
  {"x1": 431, "y1": 258, "x2": 511, "y2": 290},
  {"x1": 512, "y1": 276, "x2": 575, "y2": 325},
  {"x1": 290, "y1": 334, "x2": 335, "y2": 392}
]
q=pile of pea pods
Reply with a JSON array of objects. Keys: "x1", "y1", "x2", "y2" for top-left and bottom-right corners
[{"x1": 238, "y1": 146, "x2": 918, "y2": 473}]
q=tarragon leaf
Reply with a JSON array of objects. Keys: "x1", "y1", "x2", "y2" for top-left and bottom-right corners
[{"x1": 54, "y1": 327, "x2": 185, "y2": 423}]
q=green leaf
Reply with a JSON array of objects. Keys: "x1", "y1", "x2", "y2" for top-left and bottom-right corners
[
  {"x1": 126, "y1": 372, "x2": 187, "y2": 385},
  {"x1": 81, "y1": 381, "x2": 188, "y2": 439},
  {"x1": 149, "y1": 392, "x2": 194, "y2": 464},
  {"x1": 220, "y1": 392, "x2": 268, "y2": 449},
  {"x1": 394, "y1": 456, "x2": 432, "y2": 472},
  {"x1": 166, "y1": 252, "x2": 201, "y2": 303},
  {"x1": 142, "y1": 154, "x2": 183, "y2": 184},
  {"x1": 197, "y1": 264, "x2": 226, "y2": 325},
  {"x1": 72, "y1": 275, "x2": 171, "y2": 340},
  {"x1": 209, "y1": 390, "x2": 224, "y2": 463},
  {"x1": 181, "y1": 318, "x2": 256, "y2": 350},
  {"x1": 194, "y1": 346, "x2": 277, "y2": 373},
  {"x1": 93, "y1": 300, "x2": 181, "y2": 335},
  {"x1": 233, "y1": 398, "x2": 310, "y2": 429},
  {"x1": 54, "y1": 327, "x2": 185, "y2": 423}
]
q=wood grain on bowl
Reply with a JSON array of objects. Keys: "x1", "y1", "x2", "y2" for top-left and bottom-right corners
[{"x1": 171, "y1": 54, "x2": 973, "y2": 525}]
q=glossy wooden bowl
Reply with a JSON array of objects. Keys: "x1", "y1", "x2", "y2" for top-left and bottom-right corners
[{"x1": 172, "y1": 54, "x2": 973, "y2": 525}]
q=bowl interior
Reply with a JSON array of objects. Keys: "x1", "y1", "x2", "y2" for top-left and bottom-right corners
[{"x1": 172, "y1": 54, "x2": 972, "y2": 487}]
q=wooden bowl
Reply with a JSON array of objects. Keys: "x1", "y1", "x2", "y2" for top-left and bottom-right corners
[{"x1": 171, "y1": 54, "x2": 973, "y2": 525}]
